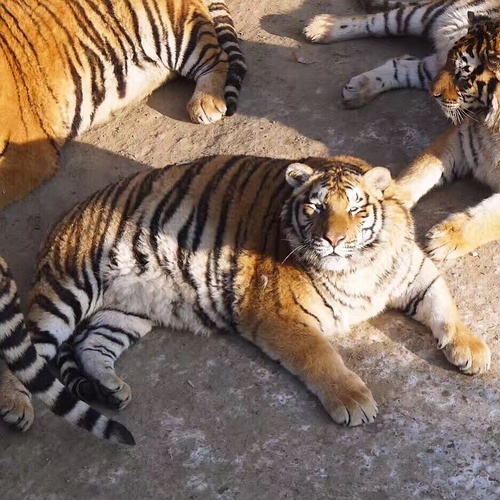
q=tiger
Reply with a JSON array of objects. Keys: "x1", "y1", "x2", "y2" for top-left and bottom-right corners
[
  {"x1": 7, "y1": 154, "x2": 489, "y2": 430},
  {"x1": 303, "y1": 0, "x2": 498, "y2": 109},
  {"x1": 0, "y1": 0, "x2": 246, "y2": 210},
  {"x1": 0, "y1": 256, "x2": 134, "y2": 444},
  {"x1": 304, "y1": 1, "x2": 500, "y2": 260}
]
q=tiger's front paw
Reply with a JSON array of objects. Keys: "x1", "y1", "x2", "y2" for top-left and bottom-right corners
[
  {"x1": 0, "y1": 387, "x2": 34, "y2": 432},
  {"x1": 303, "y1": 14, "x2": 337, "y2": 43},
  {"x1": 342, "y1": 75, "x2": 379, "y2": 109},
  {"x1": 426, "y1": 213, "x2": 476, "y2": 261},
  {"x1": 441, "y1": 326, "x2": 491, "y2": 375},
  {"x1": 187, "y1": 92, "x2": 226, "y2": 124},
  {"x1": 321, "y1": 370, "x2": 378, "y2": 426}
]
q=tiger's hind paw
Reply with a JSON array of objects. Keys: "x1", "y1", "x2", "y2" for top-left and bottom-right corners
[
  {"x1": 426, "y1": 213, "x2": 476, "y2": 261},
  {"x1": 0, "y1": 386, "x2": 34, "y2": 432},
  {"x1": 94, "y1": 375, "x2": 133, "y2": 411},
  {"x1": 304, "y1": 14, "x2": 337, "y2": 43},
  {"x1": 187, "y1": 92, "x2": 226, "y2": 124}
]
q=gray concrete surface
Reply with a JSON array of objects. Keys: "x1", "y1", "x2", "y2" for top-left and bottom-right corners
[{"x1": 1, "y1": 1, "x2": 499, "y2": 498}]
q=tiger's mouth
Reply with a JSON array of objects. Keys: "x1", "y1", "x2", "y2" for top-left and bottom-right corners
[{"x1": 437, "y1": 100, "x2": 479, "y2": 125}]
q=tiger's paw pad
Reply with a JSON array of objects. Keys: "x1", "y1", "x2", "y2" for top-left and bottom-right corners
[
  {"x1": 324, "y1": 372, "x2": 378, "y2": 426},
  {"x1": 187, "y1": 93, "x2": 226, "y2": 124},
  {"x1": 342, "y1": 75, "x2": 378, "y2": 109},
  {"x1": 303, "y1": 14, "x2": 337, "y2": 43},
  {"x1": 442, "y1": 333, "x2": 491, "y2": 375},
  {"x1": 96, "y1": 378, "x2": 132, "y2": 411},
  {"x1": 0, "y1": 392, "x2": 34, "y2": 432},
  {"x1": 426, "y1": 214, "x2": 473, "y2": 261}
]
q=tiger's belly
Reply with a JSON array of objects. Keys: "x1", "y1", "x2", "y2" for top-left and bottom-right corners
[
  {"x1": 76, "y1": 62, "x2": 175, "y2": 135},
  {"x1": 102, "y1": 247, "x2": 233, "y2": 337}
]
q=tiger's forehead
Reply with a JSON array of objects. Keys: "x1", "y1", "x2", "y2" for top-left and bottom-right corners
[{"x1": 308, "y1": 172, "x2": 364, "y2": 201}]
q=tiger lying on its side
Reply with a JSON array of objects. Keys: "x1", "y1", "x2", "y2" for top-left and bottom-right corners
[
  {"x1": 303, "y1": 0, "x2": 497, "y2": 109},
  {"x1": 0, "y1": 0, "x2": 246, "y2": 209},
  {"x1": 5, "y1": 155, "x2": 489, "y2": 429},
  {"x1": 0, "y1": 257, "x2": 134, "y2": 443},
  {"x1": 305, "y1": 1, "x2": 500, "y2": 260}
]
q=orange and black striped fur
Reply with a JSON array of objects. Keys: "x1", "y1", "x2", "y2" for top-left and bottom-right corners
[
  {"x1": 304, "y1": 0, "x2": 500, "y2": 108},
  {"x1": 0, "y1": 257, "x2": 134, "y2": 444},
  {"x1": 0, "y1": 0, "x2": 246, "y2": 209},
  {"x1": 9, "y1": 155, "x2": 489, "y2": 429}
]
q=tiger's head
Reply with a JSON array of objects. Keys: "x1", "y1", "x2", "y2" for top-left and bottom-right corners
[
  {"x1": 431, "y1": 14, "x2": 500, "y2": 127},
  {"x1": 282, "y1": 156, "x2": 404, "y2": 272}
]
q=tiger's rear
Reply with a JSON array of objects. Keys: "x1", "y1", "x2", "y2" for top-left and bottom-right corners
[{"x1": 0, "y1": 257, "x2": 134, "y2": 444}]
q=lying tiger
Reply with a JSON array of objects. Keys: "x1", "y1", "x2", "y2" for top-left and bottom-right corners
[
  {"x1": 305, "y1": 1, "x2": 500, "y2": 260},
  {"x1": 1, "y1": 155, "x2": 489, "y2": 430},
  {"x1": 0, "y1": 0, "x2": 246, "y2": 209},
  {"x1": 0, "y1": 257, "x2": 134, "y2": 443}
]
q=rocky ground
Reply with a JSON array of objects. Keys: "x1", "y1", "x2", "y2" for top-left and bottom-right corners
[{"x1": 1, "y1": 1, "x2": 499, "y2": 498}]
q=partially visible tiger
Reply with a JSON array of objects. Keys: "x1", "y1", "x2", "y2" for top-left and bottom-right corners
[
  {"x1": 9, "y1": 155, "x2": 489, "y2": 429},
  {"x1": 0, "y1": 256, "x2": 134, "y2": 444},
  {"x1": 303, "y1": 0, "x2": 498, "y2": 109},
  {"x1": 398, "y1": 17, "x2": 500, "y2": 260},
  {"x1": 305, "y1": 1, "x2": 500, "y2": 260},
  {"x1": 0, "y1": 0, "x2": 246, "y2": 209}
]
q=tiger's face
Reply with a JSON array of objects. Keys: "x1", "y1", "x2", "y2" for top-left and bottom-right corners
[
  {"x1": 431, "y1": 18, "x2": 500, "y2": 126},
  {"x1": 283, "y1": 158, "x2": 392, "y2": 271}
]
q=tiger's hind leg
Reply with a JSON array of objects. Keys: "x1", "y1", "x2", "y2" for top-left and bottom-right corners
[
  {"x1": 342, "y1": 53, "x2": 440, "y2": 108},
  {"x1": 58, "y1": 309, "x2": 153, "y2": 410},
  {"x1": 304, "y1": 2, "x2": 431, "y2": 44},
  {"x1": 187, "y1": 62, "x2": 228, "y2": 125},
  {"x1": 0, "y1": 369, "x2": 34, "y2": 431}
]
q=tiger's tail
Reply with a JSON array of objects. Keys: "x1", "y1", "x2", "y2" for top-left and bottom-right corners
[
  {"x1": 206, "y1": 0, "x2": 247, "y2": 116},
  {"x1": 0, "y1": 259, "x2": 135, "y2": 445}
]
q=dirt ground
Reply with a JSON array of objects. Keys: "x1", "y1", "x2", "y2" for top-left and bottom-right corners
[{"x1": 1, "y1": 1, "x2": 499, "y2": 498}]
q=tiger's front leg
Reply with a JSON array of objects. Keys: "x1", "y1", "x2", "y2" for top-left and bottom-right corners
[
  {"x1": 239, "y1": 315, "x2": 377, "y2": 426},
  {"x1": 425, "y1": 193, "x2": 500, "y2": 261},
  {"x1": 396, "y1": 126, "x2": 466, "y2": 208},
  {"x1": 390, "y1": 250, "x2": 491, "y2": 374}
]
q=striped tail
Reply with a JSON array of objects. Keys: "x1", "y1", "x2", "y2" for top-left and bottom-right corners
[
  {"x1": 206, "y1": 0, "x2": 247, "y2": 116},
  {"x1": 0, "y1": 259, "x2": 134, "y2": 445}
]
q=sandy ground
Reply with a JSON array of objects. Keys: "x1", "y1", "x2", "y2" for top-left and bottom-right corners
[{"x1": 1, "y1": 1, "x2": 500, "y2": 498}]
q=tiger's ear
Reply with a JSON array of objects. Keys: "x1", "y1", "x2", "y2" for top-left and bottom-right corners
[
  {"x1": 363, "y1": 167, "x2": 392, "y2": 193},
  {"x1": 467, "y1": 11, "x2": 487, "y2": 27},
  {"x1": 286, "y1": 163, "x2": 314, "y2": 188}
]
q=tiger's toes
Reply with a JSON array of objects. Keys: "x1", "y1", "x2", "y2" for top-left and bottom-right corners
[
  {"x1": 342, "y1": 75, "x2": 378, "y2": 109},
  {"x1": 426, "y1": 214, "x2": 475, "y2": 261},
  {"x1": 303, "y1": 15, "x2": 337, "y2": 43},
  {"x1": 322, "y1": 371, "x2": 378, "y2": 426},
  {"x1": 0, "y1": 391, "x2": 34, "y2": 432},
  {"x1": 187, "y1": 92, "x2": 226, "y2": 124},
  {"x1": 442, "y1": 332, "x2": 491, "y2": 375},
  {"x1": 97, "y1": 378, "x2": 132, "y2": 411}
]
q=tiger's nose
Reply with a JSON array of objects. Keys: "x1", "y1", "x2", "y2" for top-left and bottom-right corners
[{"x1": 324, "y1": 232, "x2": 345, "y2": 247}]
